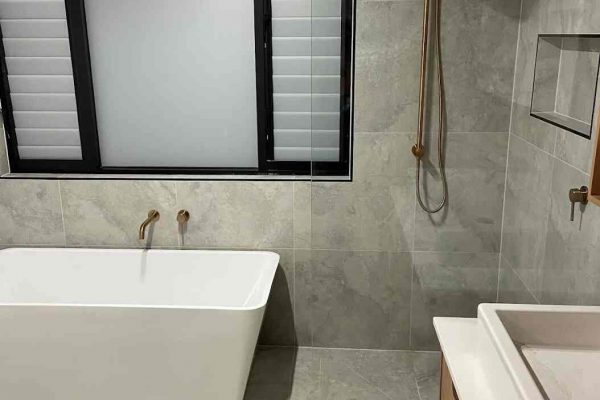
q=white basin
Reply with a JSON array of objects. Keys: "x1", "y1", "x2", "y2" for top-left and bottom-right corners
[
  {"x1": 434, "y1": 303, "x2": 600, "y2": 400},
  {"x1": 0, "y1": 248, "x2": 280, "y2": 400}
]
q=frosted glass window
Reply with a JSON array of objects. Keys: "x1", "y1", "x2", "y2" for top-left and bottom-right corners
[{"x1": 84, "y1": 0, "x2": 259, "y2": 168}]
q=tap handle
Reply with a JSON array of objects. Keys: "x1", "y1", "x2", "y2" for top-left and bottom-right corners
[
  {"x1": 568, "y1": 186, "x2": 588, "y2": 221},
  {"x1": 177, "y1": 210, "x2": 190, "y2": 224}
]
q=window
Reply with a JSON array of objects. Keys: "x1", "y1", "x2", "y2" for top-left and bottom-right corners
[{"x1": 0, "y1": 0, "x2": 354, "y2": 177}]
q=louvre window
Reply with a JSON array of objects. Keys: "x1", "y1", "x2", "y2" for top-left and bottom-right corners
[
  {"x1": 0, "y1": 0, "x2": 354, "y2": 177},
  {"x1": 271, "y1": 0, "x2": 342, "y2": 162}
]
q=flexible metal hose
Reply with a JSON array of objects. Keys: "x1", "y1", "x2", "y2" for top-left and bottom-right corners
[{"x1": 415, "y1": 0, "x2": 448, "y2": 214}]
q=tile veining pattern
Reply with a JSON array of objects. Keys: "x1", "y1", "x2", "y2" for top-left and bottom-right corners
[
  {"x1": 244, "y1": 347, "x2": 440, "y2": 400},
  {"x1": 499, "y1": 0, "x2": 600, "y2": 307},
  {"x1": 0, "y1": 0, "x2": 523, "y2": 351}
]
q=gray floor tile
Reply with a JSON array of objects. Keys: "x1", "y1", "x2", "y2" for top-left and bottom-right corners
[{"x1": 245, "y1": 347, "x2": 440, "y2": 400}]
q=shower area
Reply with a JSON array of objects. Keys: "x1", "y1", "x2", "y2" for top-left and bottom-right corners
[{"x1": 246, "y1": 0, "x2": 523, "y2": 398}]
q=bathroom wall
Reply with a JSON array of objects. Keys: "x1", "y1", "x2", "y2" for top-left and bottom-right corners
[
  {"x1": 498, "y1": 0, "x2": 600, "y2": 306},
  {"x1": 0, "y1": 0, "x2": 522, "y2": 351}
]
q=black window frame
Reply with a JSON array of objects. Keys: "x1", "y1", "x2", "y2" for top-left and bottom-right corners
[{"x1": 0, "y1": 0, "x2": 355, "y2": 178}]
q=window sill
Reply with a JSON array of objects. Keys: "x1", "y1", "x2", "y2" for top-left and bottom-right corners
[{"x1": 1, "y1": 172, "x2": 351, "y2": 182}]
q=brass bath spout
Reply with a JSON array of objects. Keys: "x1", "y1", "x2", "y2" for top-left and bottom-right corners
[{"x1": 139, "y1": 210, "x2": 160, "y2": 240}]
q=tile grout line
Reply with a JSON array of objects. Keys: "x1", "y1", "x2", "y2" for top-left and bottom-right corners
[
  {"x1": 512, "y1": 131, "x2": 590, "y2": 176},
  {"x1": 57, "y1": 180, "x2": 68, "y2": 247},
  {"x1": 533, "y1": 141, "x2": 559, "y2": 306},
  {"x1": 3, "y1": 244, "x2": 504, "y2": 255},
  {"x1": 415, "y1": 375, "x2": 424, "y2": 400},
  {"x1": 256, "y1": 344, "x2": 439, "y2": 354},
  {"x1": 502, "y1": 255, "x2": 541, "y2": 304},
  {"x1": 354, "y1": 131, "x2": 510, "y2": 135},
  {"x1": 408, "y1": 252, "x2": 415, "y2": 350}
]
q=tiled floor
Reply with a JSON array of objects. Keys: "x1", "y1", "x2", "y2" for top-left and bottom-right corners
[{"x1": 244, "y1": 346, "x2": 441, "y2": 400}]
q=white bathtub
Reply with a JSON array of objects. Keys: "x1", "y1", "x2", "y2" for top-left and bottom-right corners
[{"x1": 0, "y1": 248, "x2": 279, "y2": 400}]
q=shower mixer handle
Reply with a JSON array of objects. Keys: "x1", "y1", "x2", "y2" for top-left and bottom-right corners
[{"x1": 569, "y1": 186, "x2": 588, "y2": 221}]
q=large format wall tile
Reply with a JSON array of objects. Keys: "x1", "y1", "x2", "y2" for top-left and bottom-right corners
[
  {"x1": 440, "y1": 0, "x2": 521, "y2": 133},
  {"x1": 295, "y1": 250, "x2": 412, "y2": 349},
  {"x1": 310, "y1": 179, "x2": 414, "y2": 252},
  {"x1": 540, "y1": 160, "x2": 600, "y2": 306},
  {"x1": 0, "y1": 179, "x2": 64, "y2": 245},
  {"x1": 501, "y1": 135, "x2": 553, "y2": 299},
  {"x1": 410, "y1": 252, "x2": 499, "y2": 349},
  {"x1": 312, "y1": 133, "x2": 415, "y2": 252},
  {"x1": 414, "y1": 133, "x2": 508, "y2": 252},
  {"x1": 502, "y1": 0, "x2": 600, "y2": 312},
  {"x1": 354, "y1": 0, "x2": 520, "y2": 134},
  {"x1": 352, "y1": 133, "x2": 415, "y2": 183},
  {"x1": 61, "y1": 180, "x2": 177, "y2": 247},
  {"x1": 177, "y1": 181, "x2": 294, "y2": 249},
  {"x1": 497, "y1": 256, "x2": 539, "y2": 305},
  {"x1": 354, "y1": 0, "x2": 422, "y2": 133},
  {"x1": 293, "y1": 182, "x2": 311, "y2": 249},
  {"x1": 554, "y1": 128, "x2": 594, "y2": 174}
]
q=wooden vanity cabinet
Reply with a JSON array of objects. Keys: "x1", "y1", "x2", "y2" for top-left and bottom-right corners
[
  {"x1": 440, "y1": 356, "x2": 459, "y2": 400},
  {"x1": 591, "y1": 119, "x2": 600, "y2": 206}
]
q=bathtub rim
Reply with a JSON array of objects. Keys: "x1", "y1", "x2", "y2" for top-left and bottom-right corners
[{"x1": 0, "y1": 247, "x2": 281, "y2": 312}]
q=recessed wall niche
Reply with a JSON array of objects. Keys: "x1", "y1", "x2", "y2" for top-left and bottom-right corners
[{"x1": 531, "y1": 34, "x2": 600, "y2": 139}]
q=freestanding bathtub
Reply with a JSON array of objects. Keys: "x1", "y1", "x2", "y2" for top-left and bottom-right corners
[{"x1": 0, "y1": 248, "x2": 279, "y2": 400}]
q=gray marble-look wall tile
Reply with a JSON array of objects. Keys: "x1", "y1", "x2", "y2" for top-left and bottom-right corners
[
  {"x1": 505, "y1": 0, "x2": 600, "y2": 310},
  {"x1": 258, "y1": 249, "x2": 296, "y2": 346},
  {"x1": 414, "y1": 133, "x2": 508, "y2": 253},
  {"x1": 295, "y1": 250, "x2": 412, "y2": 349},
  {"x1": 439, "y1": 0, "x2": 521, "y2": 133},
  {"x1": 497, "y1": 256, "x2": 539, "y2": 305},
  {"x1": 540, "y1": 159, "x2": 600, "y2": 306},
  {"x1": 354, "y1": 0, "x2": 520, "y2": 134},
  {"x1": 554, "y1": 127, "x2": 594, "y2": 174},
  {"x1": 0, "y1": 179, "x2": 64, "y2": 245},
  {"x1": 60, "y1": 180, "x2": 177, "y2": 247},
  {"x1": 311, "y1": 178, "x2": 414, "y2": 252},
  {"x1": 501, "y1": 134, "x2": 553, "y2": 299},
  {"x1": 352, "y1": 133, "x2": 415, "y2": 184},
  {"x1": 177, "y1": 181, "x2": 293, "y2": 249},
  {"x1": 410, "y1": 252, "x2": 499, "y2": 350},
  {"x1": 293, "y1": 182, "x2": 311, "y2": 249},
  {"x1": 354, "y1": 0, "x2": 422, "y2": 133}
]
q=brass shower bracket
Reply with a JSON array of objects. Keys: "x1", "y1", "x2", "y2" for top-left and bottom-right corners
[{"x1": 412, "y1": 144, "x2": 425, "y2": 159}]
